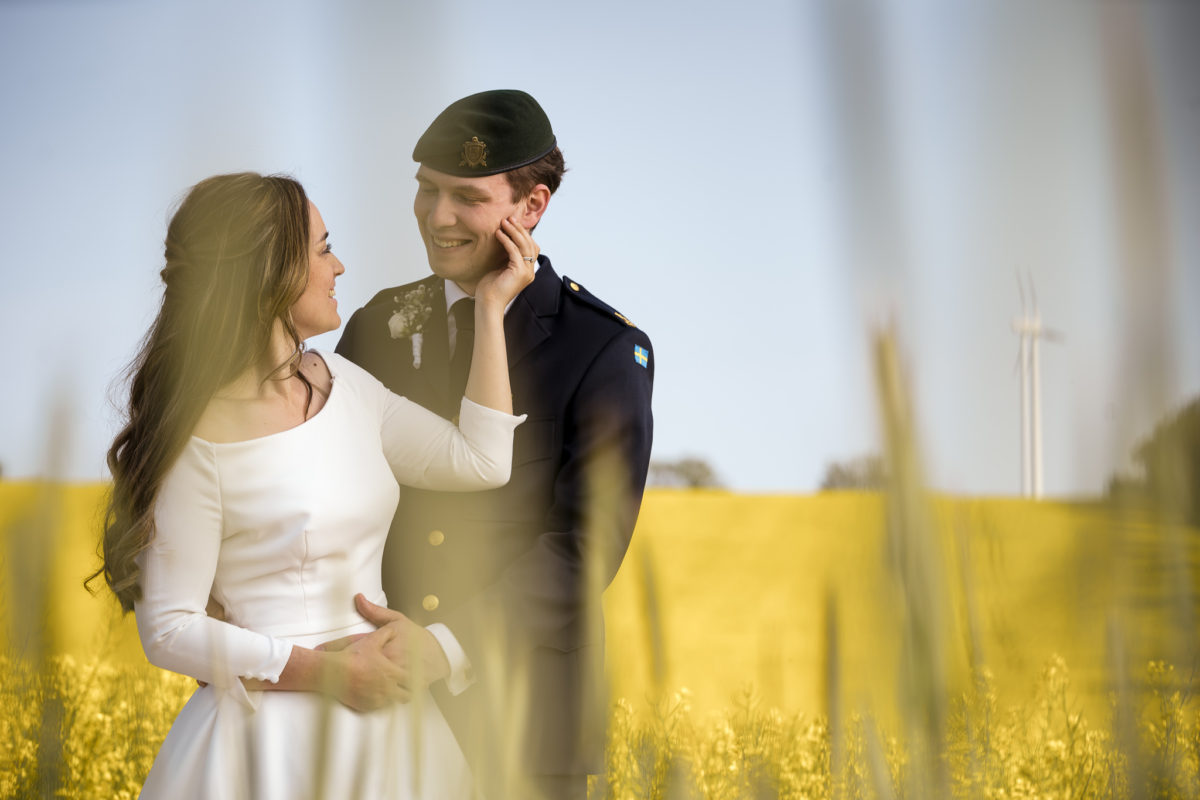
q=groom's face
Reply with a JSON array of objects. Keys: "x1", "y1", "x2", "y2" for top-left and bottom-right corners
[{"x1": 413, "y1": 165, "x2": 524, "y2": 293}]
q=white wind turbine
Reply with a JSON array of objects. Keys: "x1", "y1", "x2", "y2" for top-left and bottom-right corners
[{"x1": 1012, "y1": 276, "x2": 1063, "y2": 499}]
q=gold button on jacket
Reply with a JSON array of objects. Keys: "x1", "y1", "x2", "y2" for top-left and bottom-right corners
[
  {"x1": 427, "y1": 529, "x2": 445, "y2": 546},
  {"x1": 422, "y1": 594, "x2": 440, "y2": 611}
]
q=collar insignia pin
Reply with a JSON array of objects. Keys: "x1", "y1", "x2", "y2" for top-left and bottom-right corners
[{"x1": 459, "y1": 136, "x2": 488, "y2": 169}]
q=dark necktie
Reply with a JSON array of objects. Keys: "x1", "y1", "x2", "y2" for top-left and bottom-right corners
[{"x1": 448, "y1": 298, "x2": 475, "y2": 401}]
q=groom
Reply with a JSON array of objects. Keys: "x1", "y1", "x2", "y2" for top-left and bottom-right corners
[{"x1": 335, "y1": 90, "x2": 654, "y2": 799}]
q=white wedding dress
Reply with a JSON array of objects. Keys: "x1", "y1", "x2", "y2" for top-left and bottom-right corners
[{"x1": 135, "y1": 351, "x2": 523, "y2": 800}]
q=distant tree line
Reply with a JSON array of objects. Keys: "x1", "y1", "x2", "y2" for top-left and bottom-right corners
[
  {"x1": 647, "y1": 457, "x2": 722, "y2": 489},
  {"x1": 1108, "y1": 396, "x2": 1200, "y2": 528},
  {"x1": 819, "y1": 454, "x2": 887, "y2": 491},
  {"x1": 649, "y1": 454, "x2": 890, "y2": 491}
]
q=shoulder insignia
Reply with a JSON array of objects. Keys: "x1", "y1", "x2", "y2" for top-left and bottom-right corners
[
  {"x1": 563, "y1": 275, "x2": 638, "y2": 328},
  {"x1": 634, "y1": 345, "x2": 650, "y2": 368}
]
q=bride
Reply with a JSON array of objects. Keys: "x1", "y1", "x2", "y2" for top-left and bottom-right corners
[{"x1": 89, "y1": 172, "x2": 536, "y2": 799}]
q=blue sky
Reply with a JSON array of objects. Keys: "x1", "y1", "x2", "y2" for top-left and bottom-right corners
[{"x1": 2, "y1": 0, "x2": 1197, "y2": 495}]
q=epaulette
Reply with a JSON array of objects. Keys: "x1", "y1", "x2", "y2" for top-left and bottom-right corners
[{"x1": 562, "y1": 275, "x2": 638, "y2": 329}]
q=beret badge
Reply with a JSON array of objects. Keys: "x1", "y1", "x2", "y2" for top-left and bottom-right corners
[{"x1": 459, "y1": 136, "x2": 488, "y2": 169}]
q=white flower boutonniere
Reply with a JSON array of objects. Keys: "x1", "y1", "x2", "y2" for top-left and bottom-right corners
[{"x1": 388, "y1": 285, "x2": 435, "y2": 368}]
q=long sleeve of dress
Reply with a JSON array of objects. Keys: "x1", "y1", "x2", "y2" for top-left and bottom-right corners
[
  {"x1": 332, "y1": 352, "x2": 526, "y2": 491},
  {"x1": 135, "y1": 440, "x2": 293, "y2": 709}
]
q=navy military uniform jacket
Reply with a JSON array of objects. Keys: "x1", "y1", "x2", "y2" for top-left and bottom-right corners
[{"x1": 335, "y1": 257, "x2": 654, "y2": 779}]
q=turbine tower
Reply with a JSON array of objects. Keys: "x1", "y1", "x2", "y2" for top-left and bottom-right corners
[{"x1": 1012, "y1": 277, "x2": 1062, "y2": 499}]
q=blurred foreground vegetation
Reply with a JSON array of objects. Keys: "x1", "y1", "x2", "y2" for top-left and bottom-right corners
[
  {"x1": 3, "y1": 651, "x2": 1199, "y2": 798},
  {"x1": 4, "y1": 480, "x2": 1200, "y2": 797}
]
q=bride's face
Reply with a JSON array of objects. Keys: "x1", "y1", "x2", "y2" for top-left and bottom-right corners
[{"x1": 291, "y1": 202, "x2": 345, "y2": 340}]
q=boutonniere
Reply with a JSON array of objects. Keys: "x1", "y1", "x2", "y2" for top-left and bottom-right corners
[{"x1": 388, "y1": 285, "x2": 435, "y2": 368}]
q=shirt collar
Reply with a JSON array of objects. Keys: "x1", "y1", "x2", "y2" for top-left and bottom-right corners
[{"x1": 443, "y1": 261, "x2": 540, "y2": 316}]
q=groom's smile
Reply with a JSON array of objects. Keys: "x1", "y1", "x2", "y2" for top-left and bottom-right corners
[{"x1": 413, "y1": 165, "x2": 527, "y2": 293}]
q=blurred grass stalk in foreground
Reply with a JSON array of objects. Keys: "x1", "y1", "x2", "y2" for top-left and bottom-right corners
[
  {"x1": 1103, "y1": 1, "x2": 1197, "y2": 795},
  {"x1": 874, "y1": 329, "x2": 951, "y2": 799},
  {"x1": 2, "y1": 394, "x2": 71, "y2": 797}
]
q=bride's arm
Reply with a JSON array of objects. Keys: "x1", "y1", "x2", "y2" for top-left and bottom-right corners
[
  {"x1": 136, "y1": 443, "x2": 409, "y2": 711},
  {"x1": 460, "y1": 216, "x2": 536, "y2": 416},
  {"x1": 372, "y1": 217, "x2": 536, "y2": 490}
]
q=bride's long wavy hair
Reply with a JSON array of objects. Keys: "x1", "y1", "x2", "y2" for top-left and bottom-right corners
[{"x1": 88, "y1": 172, "x2": 313, "y2": 612}]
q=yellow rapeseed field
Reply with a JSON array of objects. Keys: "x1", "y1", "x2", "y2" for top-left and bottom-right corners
[
  {"x1": 608, "y1": 490, "x2": 1199, "y2": 724},
  {"x1": 3, "y1": 481, "x2": 1199, "y2": 798}
]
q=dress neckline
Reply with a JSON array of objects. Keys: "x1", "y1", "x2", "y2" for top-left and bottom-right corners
[{"x1": 189, "y1": 351, "x2": 338, "y2": 447}]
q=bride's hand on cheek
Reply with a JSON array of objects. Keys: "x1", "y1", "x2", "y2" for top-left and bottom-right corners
[{"x1": 476, "y1": 216, "x2": 537, "y2": 311}]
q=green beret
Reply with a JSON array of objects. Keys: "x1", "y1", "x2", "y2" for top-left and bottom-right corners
[{"x1": 413, "y1": 89, "x2": 556, "y2": 177}]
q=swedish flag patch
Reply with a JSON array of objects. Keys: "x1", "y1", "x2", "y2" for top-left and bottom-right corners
[{"x1": 634, "y1": 345, "x2": 649, "y2": 368}]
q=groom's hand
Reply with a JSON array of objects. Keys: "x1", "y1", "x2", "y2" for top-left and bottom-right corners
[
  {"x1": 330, "y1": 626, "x2": 412, "y2": 711},
  {"x1": 352, "y1": 593, "x2": 452, "y2": 693}
]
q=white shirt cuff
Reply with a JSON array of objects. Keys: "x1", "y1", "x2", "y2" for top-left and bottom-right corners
[{"x1": 426, "y1": 622, "x2": 475, "y2": 695}]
